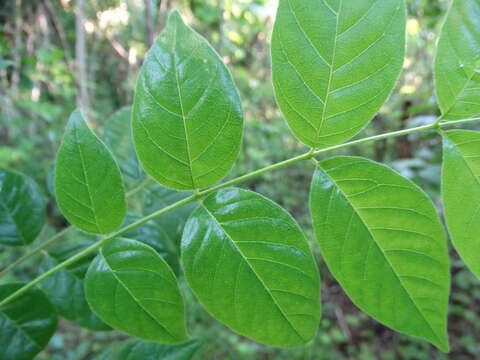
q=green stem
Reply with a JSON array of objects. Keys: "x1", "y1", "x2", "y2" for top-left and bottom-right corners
[
  {"x1": 1, "y1": 117, "x2": 479, "y2": 307},
  {"x1": 0, "y1": 178, "x2": 152, "y2": 278}
]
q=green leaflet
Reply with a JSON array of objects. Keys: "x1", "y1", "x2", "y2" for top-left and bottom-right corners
[
  {"x1": 97, "y1": 338, "x2": 200, "y2": 360},
  {"x1": 55, "y1": 109, "x2": 126, "y2": 234},
  {"x1": 0, "y1": 168, "x2": 45, "y2": 246},
  {"x1": 103, "y1": 107, "x2": 144, "y2": 188},
  {"x1": 272, "y1": 0, "x2": 406, "y2": 148},
  {"x1": 85, "y1": 238, "x2": 187, "y2": 344},
  {"x1": 132, "y1": 10, "x2": 243, "y2": 190},
  {"x1": 310, "y1": 157, "x2": 450, "y2": 352},
  {"x1": 442, "y1": 130, "x2": 480, "y2": 278},
  {"x1": 181, "y1": 188, "x2": 320, "y2": 348},
  {"x1": 0, "y1": 283, "x2": 58, "y2": 360},
  {"x1": 39, "y1": 237, "x2": 110, "y2": 331},
  {"x1": 434, "y1": 0, "x2": 480, "y2": 121}
]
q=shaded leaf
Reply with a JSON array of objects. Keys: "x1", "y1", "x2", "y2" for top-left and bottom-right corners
[
  {"x1": 272, "y1": 0, "x2": 406, "y2": 147},
  {"x1": 310, "y1": 156, "x2": 450, "y2": 351},
  {"x1": 97, "y1": 338, "x2": 200, "y2": 360},
  {"x1": 442, "y1": 130, "x2": 480, "y2": 278},
  {"x1": 132, "y1": 10, "x2": 243, "y2": 190},
  {"x1": 434, "y1": 0, "x2": 480, "y2": 120},
  {"x1": 182, "y1": 188, "x2": 320, "y2": 348},
  {"x1": 0, "y1": 168, "x2": 45, "y2": 246},
  {"x1": 0, "y1": 283, "x2": 58, "y2": 360},
  {"x1": 55, "y1": 109, "x2": 126, "y2": 234},
  {"x1": 85, "y1": 238, "x2": 187, "y2": 343},
  {"x1": 103, "y1": 107, "x2": 144, "y2": 188}
]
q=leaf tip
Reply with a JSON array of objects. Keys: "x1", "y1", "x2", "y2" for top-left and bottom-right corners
[{"x1": 167, "y1": 9, "x2": 184, "y2": 26}]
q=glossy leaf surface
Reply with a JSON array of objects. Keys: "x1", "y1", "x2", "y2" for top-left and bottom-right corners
[
  {"x1": 272, "y1": 0, "x2": 406, "y2": 147},
  {"x1": 0, "y1": 283, "x2": 58, "y2": 360},
  {"x1": 182, "y1": 188, "x2": 320, "y2": 348},
  {"x1": 310, "y1": 157, "x2": 450, "y2": 351},
  {"x1": 0, "y1": 169, "x2": 45, "y2": 246},
  {"x1": 55, "y1": 109, "x2": 126, "y2": 234},
  {"x1": 442, "y1": 130, "x2": 480, "y2": 278},
  {"x1": 104, "y1": 107, "x2": 144, "y2": 187},
  {"x1": 85, "y1": 238, "x2": 187, "y2": 343},
  {"x1": 97, "y1": 339, "x2": 200, "y2": 360},
  {"x1": 132, "y1": 10, "x2": 243, "y2": 190},
  {"x1": 434, "y1": 0, "x2": 480, "y2": 120},
  {"x1": 39, "y1": 237, "x2": 110, "y2": 330}
]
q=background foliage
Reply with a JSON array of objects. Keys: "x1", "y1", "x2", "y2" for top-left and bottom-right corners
[{"x1": 1, "y1": 0, "x2": 480, "y2": 358}]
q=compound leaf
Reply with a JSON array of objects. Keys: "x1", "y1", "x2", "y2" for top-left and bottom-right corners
[
  {"x1": 434, "y1": 0, "x2": 480, "y2": 121},
  {"x1": 55, "y1": 109, "x2": 126, "y2": 234},
  {"x1": 0, "y1": 283, "x2": 58, "y2": 360},
  {"x1": 310, "y1": 156, "x2": 450, "y2": 351},
  {"x1": 132, "y1": 10, "x2": 243, "y2": 190},
  {"x1": 272, "y1": 0, "x2": 406, "y2": 147},
  {"x1": 182, "y1": 188, "x2": 320, "y2": 348},
  {"x1": 0, "y1": 168, "x2": 45, "y2": 246},
  {"x1": 442, "y1": 130, "x2": 480, "y2": 278},
  {"x1": 85, "y1": 238, "x2": 187, "y2": 343}
]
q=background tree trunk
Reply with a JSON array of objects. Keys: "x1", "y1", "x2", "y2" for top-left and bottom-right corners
[{"x1": 75, "y1": 0, "x2": 90, "y2": 117}]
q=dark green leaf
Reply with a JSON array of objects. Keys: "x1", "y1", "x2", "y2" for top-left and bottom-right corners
[
  {"x1": 434, "y1": 0, "x2": 480, "y2": 120},
  {"x1": 55, "y1": 109, "x2": 126, "y2": 234},
  {"x1": 103, "y1": 107, "x2": 144, "y2": 188},
  {"x1": 182, "y1": 188, "x2": 320, "y2": 348},
  {"x1": 39, "y1": 238, "x2": 110, "y2": 330},
  {"x1": 85, "y1": 238, "x2": 187, "y2": 343},
  {"x1": 442, "y1": 130, "x2": 480, "y2": 278},
  {"x1": 0, "y1": 168, "x2": 45, "y2": 246},
  {"x1": 272, "y1": 0, "x2": 406, "y2": 147},
  {"x1": 310, "y1": 156, "x2": 450, "y2": 351},
  {"x1": 97, "y1": 338, "x2": 200, "y2": 360},
  {"x1": 0, "y1": 283, "x2": 58, "y2": 360},
  {"x1": 132, "y1": 10, "x2": 243, "y2": 190}
]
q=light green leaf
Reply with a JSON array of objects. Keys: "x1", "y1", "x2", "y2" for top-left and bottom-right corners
[
  {"x1": 0, "y1": 168, "x2": 45, "y2": 246},
  {"x1": 132, "y1": 10, "x2": 243, "y2": 190},
  {"x1": 442, "y1": 130, "x2": 480, "y2": 278},
  {"x1": 182, "y1": 188, "x2": 320, "y2": 348},
  {"x1": 103, "y1": 107, "x2": 144, "y2": 188},
  {"x1": 310, "y1": 156, "x2": 450, "y2": 351},
  {"x1": 39, "y1": 237, "x2": 110, "y2": 331},
  {"x1": 55, "y1": 109, "x2": 126, "y2": 234},
  {"x1": 434, "y1": 0, "x2": 480, "y2": 121},
  {"x1": 85, "y1": 238, "x2": 187, "y2": 343},
  {"x1": 272, "y1": 0, "x2": 406, "y2": 147},
  {"x1": 0, "y1": 283, "x2": 58, "y2": 360},
  {"x1": 97, "y1": 338, "x2": 200, "y2": 360}
]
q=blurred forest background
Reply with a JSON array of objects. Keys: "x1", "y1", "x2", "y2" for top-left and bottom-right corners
[{"x1": 1, "y1": 0, "x2": 480, "y2": 359}]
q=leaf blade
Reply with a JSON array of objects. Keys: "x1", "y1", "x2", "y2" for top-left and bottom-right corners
[
  {"x1": 310, "y1": 156, "x2": 450, "y2": 351},
  {"x1": 434, "y1": 0, "x2": 480, "y2": 120},
  {"x1": 272, "y1": 0, "x2": 406, "y2": 147},
  {"x1": 442, "y1": 130, "x2": 480, "y2": 278},
  {"x1": 0, "y1": 169, "x2": 45, "y2": 246},
  {"x1": 132, "y1": 10, "x2": 243, "y2": 190},
  {"x1": 85, "y1": 238, "x2": 187, "y2": 344},
  {"x1": 55, "y1": 109, "x2": 126, "y2": 234},
  {"x1": 181, "y1": 188, "x2": 320, "y2": 348}
]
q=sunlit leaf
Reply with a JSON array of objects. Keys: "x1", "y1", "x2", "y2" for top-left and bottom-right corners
[
  {"x1": 132, "y1": 10, "x2": 243, "y2": 190},
  {"x1": 442, "y1": 130, "x2": 480, "y2": 278},
  {"x1": 434, "y1": 0, "x2": 480, "y2": 120},
  {"x1": 310, "y1": 156, "x2": 450, "y2": 351},
  {"x1": 55, "y1": 109, "x2": 126, "y2": 234},
  {"x1": 272, "y1": 0, "x2": 406, "y2": 147},
  {"x1": 182, "y1": 188, "x2": 320, "y2": 347}
]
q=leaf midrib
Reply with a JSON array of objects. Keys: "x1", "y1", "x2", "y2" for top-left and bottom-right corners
[
  {"x1": 320, "y1": 167, "x2": 444, "y2": 346},
  {"x1": 100, "y1": 249, "x2": 177, "y2": 341},
  {"x1": 201, "y1": 205, "x2": 307, "y2": 343}
]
